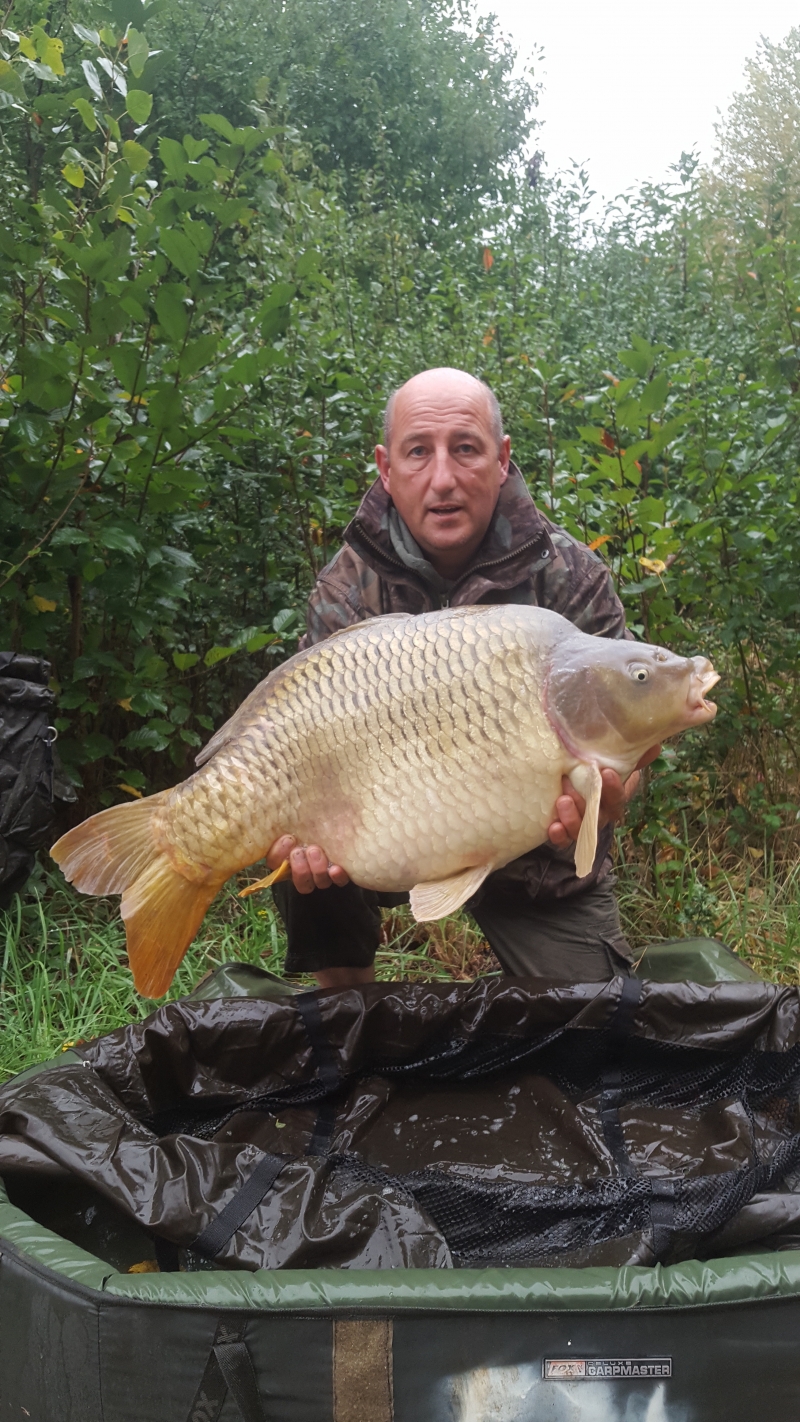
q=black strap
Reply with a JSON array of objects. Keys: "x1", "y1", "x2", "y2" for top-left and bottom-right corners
[
  {"x1": 187, "y1": 1321, "x2": 266, "y2": 1422},
  {"x1": 649, "y1": 1178, "x2": 678, "y2": 1261},
  {"x1": 607, "y1": 974, "x2": 643, "y2": 1038},
  {"x1": 295, "y1": 990, "x2": 341, "y2": 1091},
  {"x1": 598, "y1": 978, "x2": 643, "y2": 1176},
  {"x1": 296, "y1": 990, "x2": 342, "y2": 1155},
  {"x1": 193, "y1": 1151, "x2": 286, "y2": 1259},
  {"x1": 307, "y1": 1094, "x2": 339, "y2": 1156},
  {"x1": 600, "y1": 1065, "x2": 634, "y2": 1177}
]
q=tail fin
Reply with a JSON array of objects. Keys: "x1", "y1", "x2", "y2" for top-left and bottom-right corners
[{"x1": 51, "y1": 796, "x2": 223, "y2": 998}]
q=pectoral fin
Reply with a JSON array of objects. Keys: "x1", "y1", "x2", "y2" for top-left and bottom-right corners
[
  {"x1": 410, "y1": 863, "x2": 492, "y2": 922},
  {"x1": 569, "y1": 762, "x2": 603, "y2": 878},
  {"x1": 238, "y1": 859, "x2": 292, "y2": 898}
]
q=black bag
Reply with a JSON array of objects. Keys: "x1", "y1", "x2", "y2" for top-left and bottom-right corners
[{"x1": 0, "y1": 653, "x2": 75, "y2": 907}]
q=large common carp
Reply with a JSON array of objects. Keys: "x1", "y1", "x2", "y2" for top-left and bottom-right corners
[{"x1": 52, "y1": 606, "x2": 719, "y2": 997}]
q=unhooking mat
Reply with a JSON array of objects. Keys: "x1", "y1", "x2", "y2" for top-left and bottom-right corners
[{"x1": 3, "y1": 967, "x2": 800, "y2": 1273}]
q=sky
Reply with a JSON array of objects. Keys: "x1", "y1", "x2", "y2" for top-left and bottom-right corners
[{"x1": 476, "y1": 0, "x2": 799, "y2": 203}]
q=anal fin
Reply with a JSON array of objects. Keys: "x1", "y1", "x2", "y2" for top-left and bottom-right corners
[
  {"x1": 410, "y1": 863, "x2": 492, "y2": 922},
  {"x1": 569, "y1": 762, "x2": 603, "y2": 878},
  {"x1": 238, "y1": 859, "x2": 292, "y2": 898}
]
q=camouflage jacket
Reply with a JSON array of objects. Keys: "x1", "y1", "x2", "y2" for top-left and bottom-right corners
[{"x1": 300, "y1": 465, "x2": 629, "y2": 904}]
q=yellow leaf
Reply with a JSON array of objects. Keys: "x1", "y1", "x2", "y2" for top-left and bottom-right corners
[
  {"x1": 119, "y1": 782, "x2": 143, "y2": 798},
  {"x1": 482, "y1": 246, "x2": 494, "y2": 271},
  {"x1": 560, "y1": 386, "x2": 577, "y2": 402},
  {"x1": 482, "y1": 325, "x2": 495, "y2": 347},
  {"x1": 117, "y1": 697, "x2": 133, "y2": 711},
  {"x1": 639, "y1": 556, "x2": 667, "y2": 575},
  {"x1": 128, "y1": 1260, "x2": 159, "y2": 1273},
  {"x1": 62, "y1": 162, "x2": 85, "y2": 189},
  {"x1": 40, "y1": 35, "x2": 65, "y2": 75},
  {"x1": 588, "y1": 535, "x2": 611, "y2": 552},
  {"x1": 33, "y1": 595, "x2": 57, "y2": 612}
]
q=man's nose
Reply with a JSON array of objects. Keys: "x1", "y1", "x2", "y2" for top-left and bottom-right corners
[{"x1": 428, "y1": 446, "x2": 458, "y2": 492}]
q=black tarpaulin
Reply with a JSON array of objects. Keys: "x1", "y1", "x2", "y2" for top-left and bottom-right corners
[{"x1": 3, "y1": 974, "x2": 800, "y2": 1271}]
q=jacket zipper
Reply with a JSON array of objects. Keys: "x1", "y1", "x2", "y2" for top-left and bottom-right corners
[{"x1": 352, "y1": 525, "x2": 550, "y2": 598}]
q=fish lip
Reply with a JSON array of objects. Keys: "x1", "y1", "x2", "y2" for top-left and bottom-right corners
[{"x1": 690, "y1": 670, "x2": 720, "y2": 714}]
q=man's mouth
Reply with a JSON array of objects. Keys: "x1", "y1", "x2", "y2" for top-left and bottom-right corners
[{"x1": 428, "y1": 504, "x2": 463, "y2": 517}]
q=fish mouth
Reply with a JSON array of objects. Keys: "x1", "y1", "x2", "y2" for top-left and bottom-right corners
[{"x1": 689, "y1": 669, "x2": 720, "y2": 717}]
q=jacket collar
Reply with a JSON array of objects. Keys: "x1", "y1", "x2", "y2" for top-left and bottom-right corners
[{"x1": 344, "y1": 463, "x2": 554, "y2": 598}]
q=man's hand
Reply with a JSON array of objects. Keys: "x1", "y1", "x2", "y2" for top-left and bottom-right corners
[
  {"x1": 266, "y1": 836, "x2": 350, "y2": 894},
  {"x1": 547, "y1": 745, "x2": 661, "y2": 850}
]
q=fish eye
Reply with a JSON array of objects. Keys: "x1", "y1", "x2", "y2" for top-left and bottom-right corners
[{"x1": 630, "y1": 666, "x2": 650, "y2": 683}]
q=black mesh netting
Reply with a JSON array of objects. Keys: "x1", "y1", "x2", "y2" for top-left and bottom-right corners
[{"x1": 6, "y1": 980, "x2": 800, "y2": 1270}]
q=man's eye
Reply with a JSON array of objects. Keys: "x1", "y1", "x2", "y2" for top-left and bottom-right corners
[
  {"x1": 408, "y1": 445, "x2": 426, "y2": 457},
  {"x1": 456, "y1": 442, "x2": 476, "y2": 454}
]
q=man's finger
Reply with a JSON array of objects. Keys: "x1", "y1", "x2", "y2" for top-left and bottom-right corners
[
  {"x1": 266, "y1": 835, "x2": 297, "y2": 870},
  {"x1": 327, "y1": 863, "x2": 351, "y2": 887},
  {"x1": 289, "y1": 846, "x2": 316, "y2": 894}
]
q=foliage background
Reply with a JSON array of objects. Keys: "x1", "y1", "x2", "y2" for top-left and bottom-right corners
[{"x1": 1, "y1": 0, "x2": 799, "y2": 1037}]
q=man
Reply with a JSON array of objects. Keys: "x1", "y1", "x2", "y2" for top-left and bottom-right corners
[{"x1": 266, "y1": 368, "x2": 658, "y2": 987}]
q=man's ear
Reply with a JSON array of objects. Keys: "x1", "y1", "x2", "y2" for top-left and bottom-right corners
[
  {"x1": 375, "y1": 444, "x2": 391, "y2": 492},
  {"x1": 499, "y1": 433, "x2": 511, "y2": 483}
]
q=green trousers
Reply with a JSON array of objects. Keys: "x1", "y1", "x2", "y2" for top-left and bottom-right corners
[{"x1": 274, "y1": 874, "x2": 633, "y2": 981}]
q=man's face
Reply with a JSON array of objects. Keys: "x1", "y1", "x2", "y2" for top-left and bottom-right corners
[{"x1": 375, "y1": 371, "x2": 511, "y2": 577}]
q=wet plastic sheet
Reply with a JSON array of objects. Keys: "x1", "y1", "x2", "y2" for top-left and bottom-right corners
[{"x1": 3, "y1": 975, "x2": 800, "y2": 1272}]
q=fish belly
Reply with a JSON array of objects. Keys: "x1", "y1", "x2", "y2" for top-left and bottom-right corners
[
  {"x1": 279, "y1": 608, "x2": 566, "y2": 889},
  {"x1": 162, "y1": 606, "x2": 569, "y2": 888}
]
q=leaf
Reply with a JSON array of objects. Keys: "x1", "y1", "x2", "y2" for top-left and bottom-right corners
[
  {"x1": 122, "y1": 726, "x2": 169, "y2": 752},
  {"x1": 125, "y1": 88, "x2": 152, "y2": 124},
  {"x1": 97, "y1": 526, "x2": 143, "y2": 556},
  {"x1": 0, "y1": 59, "x2": 26, "y2": 102},
  {"x1": 179, "y1": 333, "x2": 218, "y2": 376},
  {"x1": 204, "y1": 643, "x2": 236, "y2": 667},
  {"x1": 119, "y1": 782, "x2": 143, "y2": 797},
  {"x1": 272, "y1": 607, "x2": 298, "y2": 634},
  {"x1": 617, "y1": 348, "x2": 650, "y2": 378},
  {"x1": 123, "y1": 139, "x2": 151, "y2": 173},
  {"x1": 159, "y1": 136, "x2": 188, "y2": 180},
  {"x1": 73, "y1": 97, "x2": 97, "y2": 131},
  {"x1": 482, "y1": 246, "x2": 494, "y2": 270},
  {"x1": 159, "y1": 228, "x2": 200, "y2": 277},
  {"x1": 199, "y1": 111, "x2": 235, "y2": 142},
  {"x1": 110, "y1": 0, "x2": 146, "y2": 30},
  {"x1": 155, "y1": 283, "x2": 189, "y2": 344},
  {"x1": 172, "y1": 651, "x2": 199, "y2": 670},
  {"x1": 148, "y1": 384, "x2": 183, "y2": 429},
  {"x1": 33, "y1": 595, "x2": 57, "y2": 612},
  {"x1": 588, "y1": 535, "x2": 611, "y2": 552},
  {"x1": 80, "y1": 733, "x2": 115, "y2": 762},
  {"x1": 126, "y1": 27, "x2": 149, "y2": 78},
  {"x1": 81, "y1": 58, "x2": 103, "y2": 100},
  {"x1": 97, "y1": 55, "x2": 127, "y2": 97},
  {"x1": 245, "y1": 631, "x2": 277, "y2": 653},
  {"x1": 639, "y1": 372, "x2": 669, "y2": 415},
  {"x1": 296, "y1": 248, "x2": 320, "y2": 278},
  {"x1": 639, "y1": 556, "x2": 667, "y2": 575},
  {"x1": 62, "y1": 162, "x2": 85, "y2": 188},
  {"x1": 110, "y1": 344, "x2": 144, "y2": 395},
  {"x1": 72, "y1": 23, "x2": 101, "y2": 44}
]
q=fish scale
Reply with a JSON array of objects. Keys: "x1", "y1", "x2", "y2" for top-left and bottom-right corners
[{"x1": 51, "y1": 604, "x2": 719, "y2": 997}]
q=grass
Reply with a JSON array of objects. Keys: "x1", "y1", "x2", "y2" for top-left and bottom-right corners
[{"x1": 2, "y1": 848, "x2": 800, "y2": 1083}]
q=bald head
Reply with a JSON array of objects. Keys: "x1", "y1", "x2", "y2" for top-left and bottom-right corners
[
  {"x1": 383, "y1": 369, "x2": 504, "y2": 452},
  {"x1": 374, "y1": 367, "x2": 512, "y2": 580}
]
